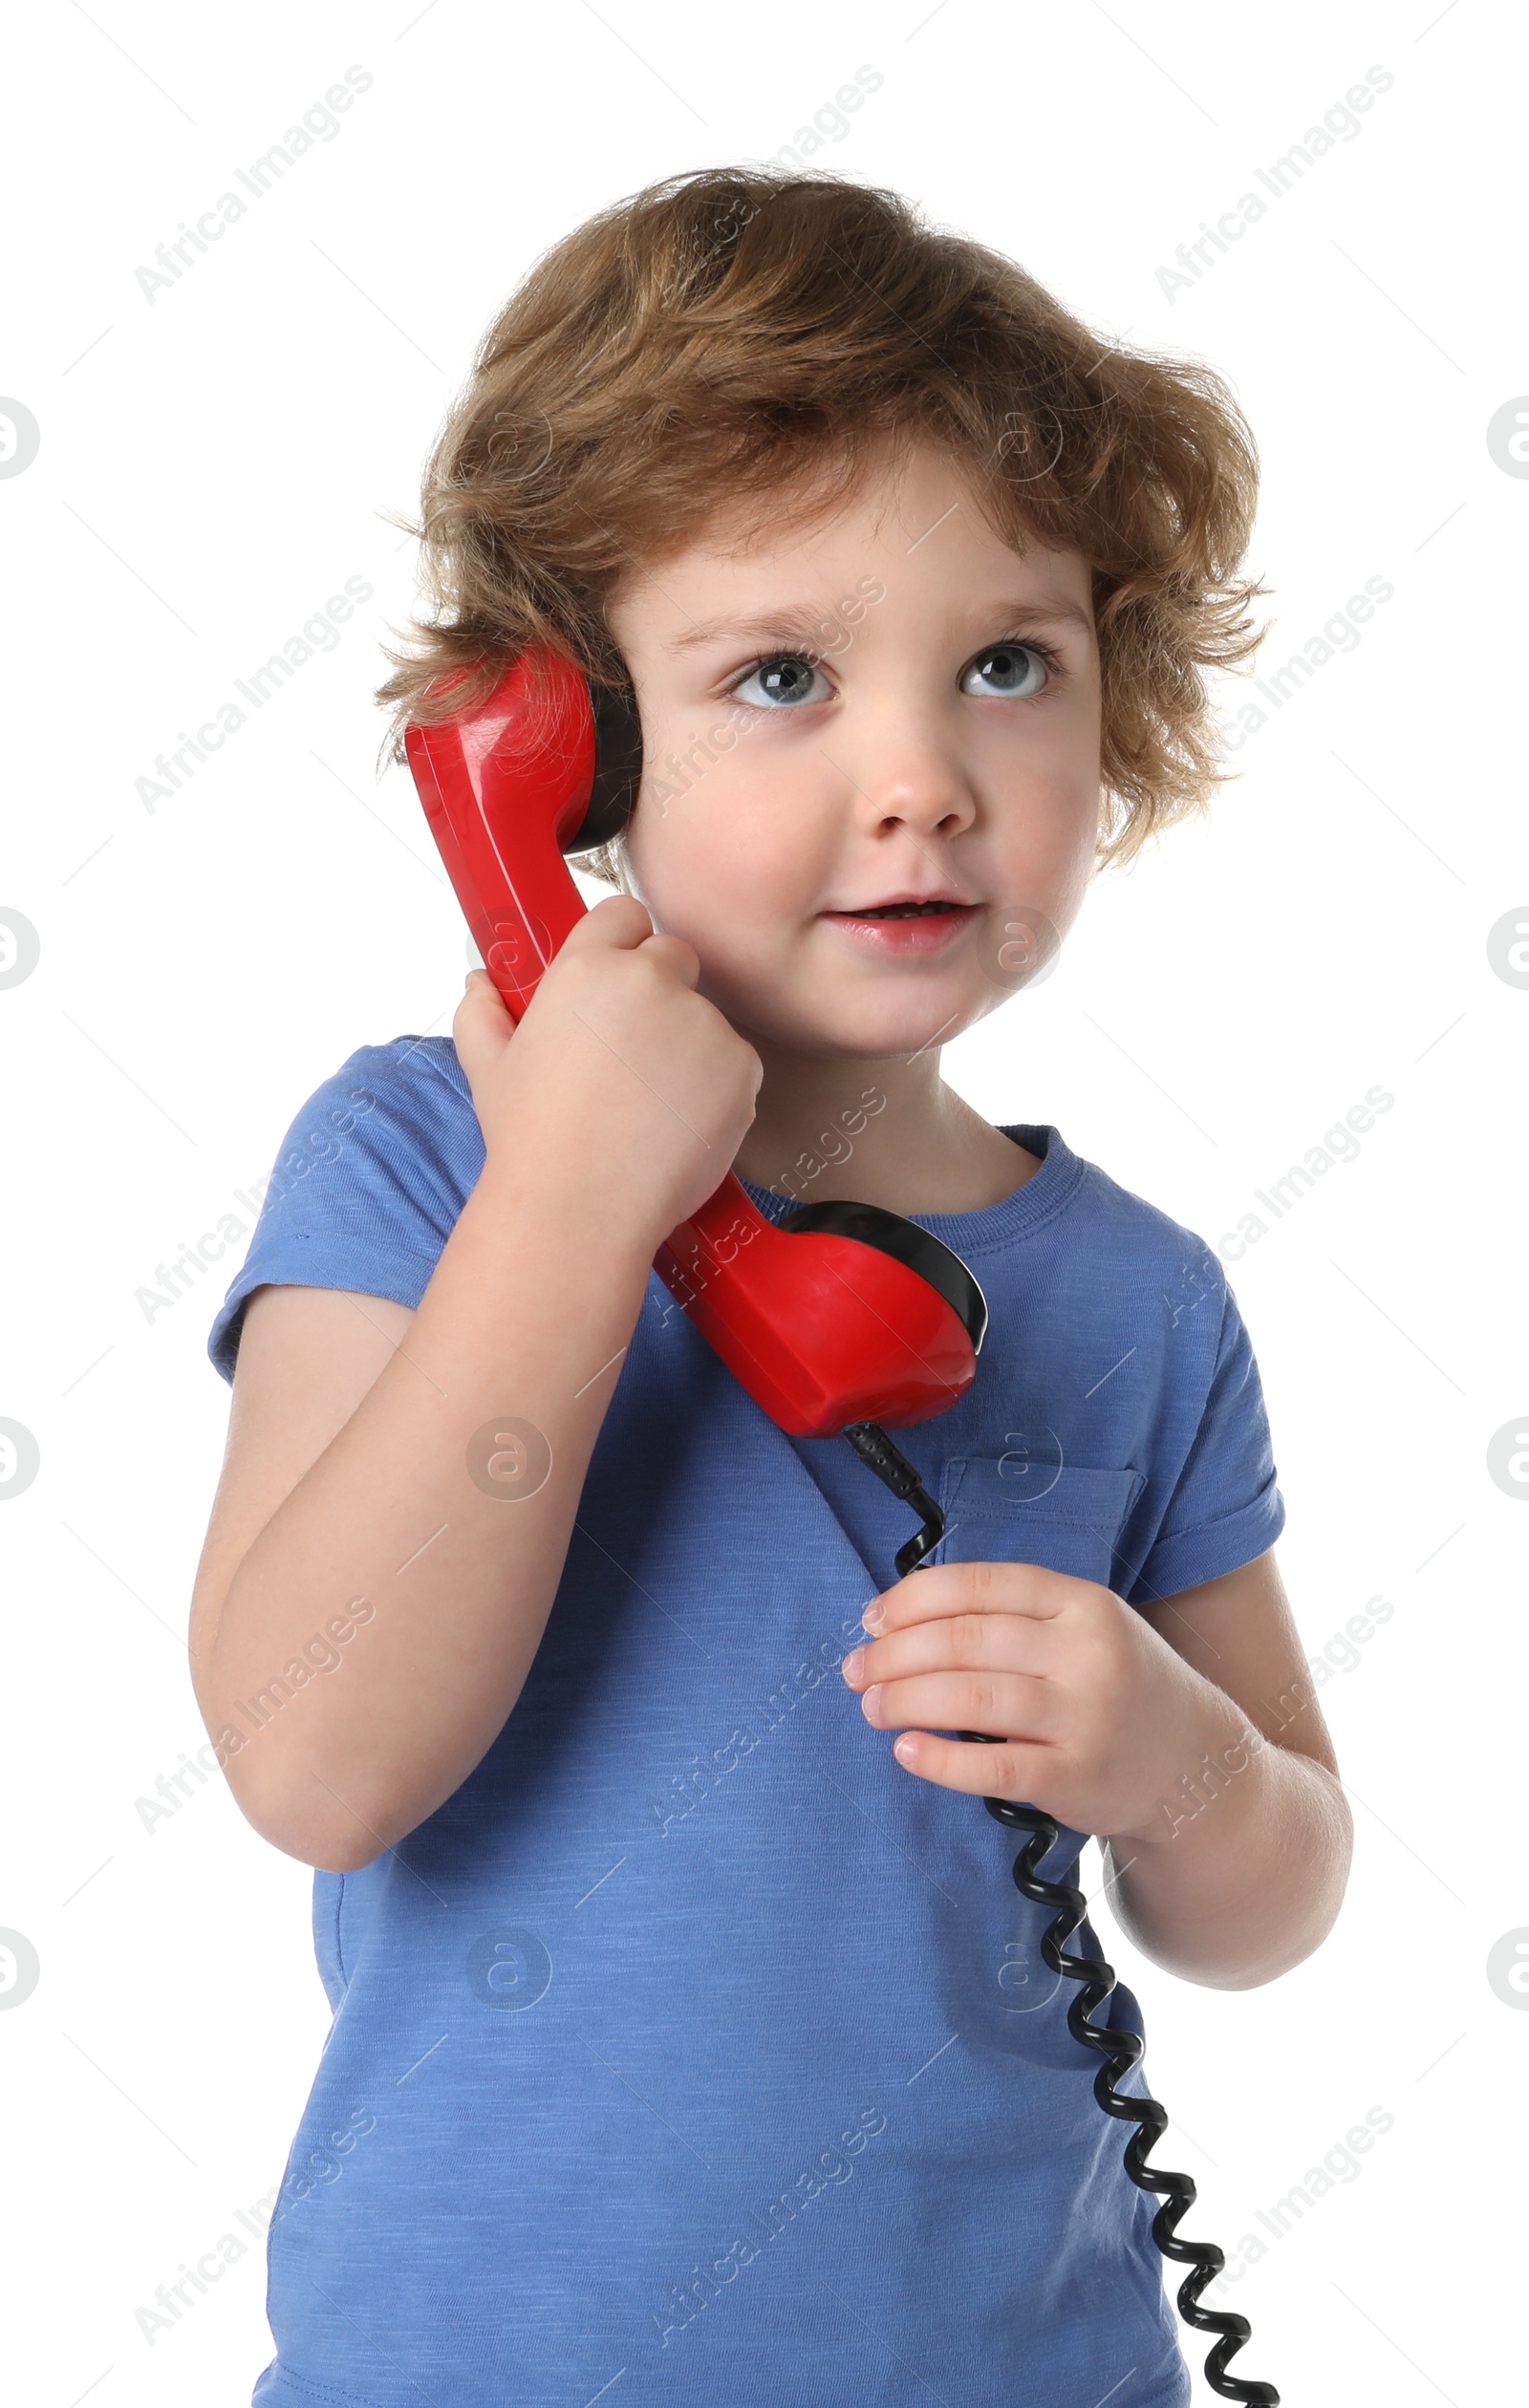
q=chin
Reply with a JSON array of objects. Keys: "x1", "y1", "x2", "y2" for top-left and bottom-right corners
[{"x1": 729, "y1": 981, "x2": 990, "y2": 1062}]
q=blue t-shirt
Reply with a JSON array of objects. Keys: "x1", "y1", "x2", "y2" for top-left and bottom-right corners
[{"x1": 207, "y1": 1036, "x2": 1284, "y2": 2408}]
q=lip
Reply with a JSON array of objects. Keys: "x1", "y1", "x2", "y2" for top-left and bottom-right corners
[
  {"x1": 835, "y1": 891, "x2": 971, "y2": 914},
  {"x1": 821, "y1": 895, "x2": 980, "y2": 957}
]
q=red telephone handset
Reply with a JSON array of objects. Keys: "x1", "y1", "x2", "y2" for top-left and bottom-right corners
[{"x1": 405, "y1": 647, "x2": 985, "y2": 1440}]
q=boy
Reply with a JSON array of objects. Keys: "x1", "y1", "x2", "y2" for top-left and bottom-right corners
[{"x1": 193, "y1": 168, "x2": 1351, "y2": 2407}]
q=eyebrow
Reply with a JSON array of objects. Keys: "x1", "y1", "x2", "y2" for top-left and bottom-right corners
[{"x1": 662, "y1": 594, "x2": 1094, "y2": 656}]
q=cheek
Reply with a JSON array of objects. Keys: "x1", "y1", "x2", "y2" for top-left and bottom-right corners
[
  {"x1": 982, "y1": 732, "x2": 1100, "y2": 913},
  {"x1": 626, "y1": 775, "x2": 829, "y2": 949}
]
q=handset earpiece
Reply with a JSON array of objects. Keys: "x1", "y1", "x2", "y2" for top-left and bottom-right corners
[
  {"x1": 406, "y1": 652, "x2": 643, "y2": 1016},
  {"x1": 571, "y1": 677, "x2": 643, "y2": 853}
]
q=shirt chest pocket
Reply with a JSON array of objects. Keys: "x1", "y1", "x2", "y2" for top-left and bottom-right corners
[{"x1": 937, "y1": 1457, "x2": 1147, "y2": 1591}]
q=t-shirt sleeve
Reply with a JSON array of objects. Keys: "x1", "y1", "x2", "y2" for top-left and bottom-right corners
[
  {"x1": 206, "y1": 1040, "x2": 483, "y2": 1386},
  {"x1": 1123, "y1": 1277, "x2": 1286, "y2": 1606}
]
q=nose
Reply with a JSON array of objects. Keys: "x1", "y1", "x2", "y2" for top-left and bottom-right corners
[{"x1": 844, "y1": 714, "x2": 977, "y2": 845}]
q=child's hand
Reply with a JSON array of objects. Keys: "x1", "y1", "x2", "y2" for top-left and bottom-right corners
[
  {"x1": 453, "y1": 895, "x2": 763, "y2": 1246},
  {"x1": 839, "y1": 1560, "x2": 1223, "y2": 1846}
]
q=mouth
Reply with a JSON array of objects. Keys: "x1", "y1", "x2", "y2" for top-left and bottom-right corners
[{"x1": 823, "y1": 894, "x2": 979, "y2": 956}]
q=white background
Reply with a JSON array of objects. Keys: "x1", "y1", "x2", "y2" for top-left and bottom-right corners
[{"x1": 1, "y1": 3, "x2": 1523, "y2": 2402}]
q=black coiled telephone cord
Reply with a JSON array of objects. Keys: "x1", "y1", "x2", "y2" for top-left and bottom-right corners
[{"x1": 844, "y1": 1421, "x2": 1280, "y2": 2407}]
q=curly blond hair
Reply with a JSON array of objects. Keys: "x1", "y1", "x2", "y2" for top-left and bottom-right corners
[{"x1": 377, "y1": 166, "x2": 1265, "y2": 874}]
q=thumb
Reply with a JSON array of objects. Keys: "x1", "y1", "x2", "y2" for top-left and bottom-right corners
[{"x1": 452, "y1": 966, "x2": 516, "y2": 1092}]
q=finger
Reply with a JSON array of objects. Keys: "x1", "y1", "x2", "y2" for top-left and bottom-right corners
[
  {"x1": 556, "y1": 893, "x2": 656, "y2": 956},
  {"x1": 842, "y1": 1610, "x2": 1059, "y2": 1694},
  {"x1": 864, "y1": 1558, "x2": 1077, "y2": 1637},
  {"x1": 885, "y1": 1727, "x2": 1057, "y2": 1800},
  {"x1": 636, "y1": 930, "x2": 701, "y2": 989},
  {"x1": 551, "y1": 898, "x2": 700, "y2": 991},
  {"x1": 857, "y1": 1669, "x2": 1064, "y2": 1746}
]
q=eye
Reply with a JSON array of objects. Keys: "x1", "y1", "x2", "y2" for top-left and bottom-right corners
[
  {"x1": 959, "y1": 639, "x2": 1056, "y2": 700},
  {"x1": 729, "y1": 652, "x2": 831, "y2": 710}
]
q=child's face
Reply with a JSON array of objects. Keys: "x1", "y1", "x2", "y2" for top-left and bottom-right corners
[{"x1": 606, "y1": 437, "x2": 1102, "y2": 1062}]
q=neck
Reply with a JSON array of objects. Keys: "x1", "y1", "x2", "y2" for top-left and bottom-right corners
[{"x1": 731, "y1": 1036, "x2": 1041, "y2": 1216}]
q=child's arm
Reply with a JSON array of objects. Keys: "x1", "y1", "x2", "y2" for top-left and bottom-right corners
[
  {"x1": 1098, "y1": 1551, "x2": 1351, "y2": 1987},
  {"x1": 189, "y1": 899, "x2": 760, "y2": 1875}
]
